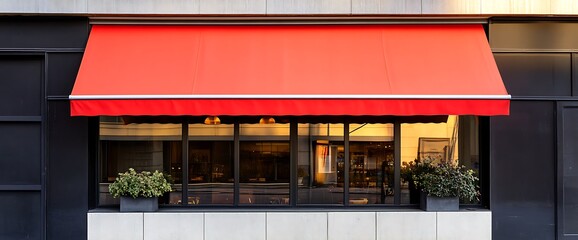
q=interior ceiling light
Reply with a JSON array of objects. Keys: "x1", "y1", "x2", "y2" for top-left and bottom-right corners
[
  {"x1": 204, "y1": 116, "x2": 221, "y2": 125},
  {"x1": 259, "y1": 117, "x2": 276, "y2": 124}
]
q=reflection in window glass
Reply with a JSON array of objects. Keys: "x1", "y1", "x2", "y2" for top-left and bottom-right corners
[
  {"x1": 298, "y1": 124, "x2": 345, "y2": 204},
  {"x1": 349, "y1": 141, "x2": 394, "y2": 205},
  {"x1": 240, "y1": 123, "x2": 290, "y2": 205},
  {"x1": 240, "y1": 141, "x2": 290, "y2": 204},
  {"x1": 98, "y1": 117, "x2": 182, "y2": 205},
  {"x1": 188, "y1": 141, "x2": 233, "y2": 205},
  {"x1": 188, "y1": 123, "x2": 234, "y2": 205},
  {"x1": 400, "y1": 116, "x2": 479, "y2": 204}
]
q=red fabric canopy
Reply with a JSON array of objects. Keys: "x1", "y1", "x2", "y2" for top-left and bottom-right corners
[{"x1": 70, "y1": 24, "x2": 509, "y2": 116}]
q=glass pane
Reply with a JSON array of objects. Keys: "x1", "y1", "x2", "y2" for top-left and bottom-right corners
[
  {"x1": 349, "y1": 141, "x2": 394, "y2": 205},
  {"x1": 99, "y1": 117, "x2": 182, "y2": 205},
  {"x1": 240, "y1": 123, "x2": 290, "y2": 205},
  {"x1": 188, "y1": 124, "x2": 234, "y2": 205},
  {"x1": 188, "y1": 141, "x2": 234, "y2": 205},
  {"x1": 298, "y1": 123, "x2": 345, "y2": 205},
  {"x1": 400, "y1": 116, "x2": 479, "y2": 204}
]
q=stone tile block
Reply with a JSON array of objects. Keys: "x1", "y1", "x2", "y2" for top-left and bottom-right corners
[
  {"x1": 377, "y1": 211, "x2": 436, "y2": 240},
  {"x1": 551, "y1": 0, "x2": 578, "y2": 14},
  {"x1": 422, "y1": 0, "x2": 481, "y2": 14},
  {"x1": 267, "y1": 0, "x2": 351, "y2": 14},
  {"x1": 267, "y1": 212, "x2": 327, "y2": 240},
  {"x1": 328, "y1": 212, "x2": 375, "y2": 240},
  {"x1": 199, "y1": 0, "x2": 266, "y2": 14},
  {"x1": 352, "y1": 0, "x2": 421, "y2": 14},
  {"x1": 481, "y1": 0, "x2": 550, "y2": 14},
  {"x1": 88, "y1": 0, "x2": 199, "y2": 14},
  {"x1": 144, "y1": 213, "x2": 203, "y2": 240},
  {"x1": 205, "y1": 212, "x2": 265, "y2": 240},
  {"x1": 0, "y1": 0, "x2": 38, "y2": 13},
  {"x1": 437, "y1": 211, "x2": 491, "y2": 240},
  {"x1": 39, "y1": 0, "x2": 86, "y2": 13},
  {"x1": 88, "y1": 212, "x2": 143, "y2": 240}
]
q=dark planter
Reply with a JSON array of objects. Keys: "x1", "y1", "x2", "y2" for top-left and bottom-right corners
[
  {"x1": 120, "y1": 196, "x2": 158, "y2": 212},
  {"x1": 420, "y1": 192, "x2": 459, "y2": 211}
]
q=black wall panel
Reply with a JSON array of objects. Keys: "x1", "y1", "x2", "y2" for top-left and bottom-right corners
[
  {"x1": 47, "y1": 53, "x2": 83, "y2": 96},
  {"x1": 494, "y1": 53, "x2": 571, "y2": 97},
  {"x1": 0, "y1": 123, "x2": 41, "y2": 185},
  {"x1": 0, "y1": 55, "x2": 43, "y2": 116},
  {"x1": 0, "y1": 17, "x2": 88, "y2": 49},
  {"x1": 490, "y1": 22, "x2": 578, "y2": 50},
  {"x1": 557, "y1": 103, "x2": 578, "y2": 239},
  {"x1": 47, "y1": 101, "x2": 89, "y2": 240},
  {"x1": 0, "y1": 192, "x2": 41, "y2": 240},
  {"x1": 491, "y1": 101, "x2": 556, "y2": 240}
]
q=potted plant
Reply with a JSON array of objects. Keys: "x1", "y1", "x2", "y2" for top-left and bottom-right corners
[
  {"x1": 401, "y1": 159, "x2": 436, "y2": 204},
  {"x1": 413, "y1": 161, "x2": 479, "y2": 211},
  {"x1": 297, "y1": 167, "x2": 307, "y2": 185},
  {"x1": 109, "y1": 168, "x2": 172, "y2": 212}
]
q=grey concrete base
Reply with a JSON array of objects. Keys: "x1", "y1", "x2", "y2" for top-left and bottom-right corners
[{"x1": 88, "y1": 210, "x2": 491, "y2": 240}]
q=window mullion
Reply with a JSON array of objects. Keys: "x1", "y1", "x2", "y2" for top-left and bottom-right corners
[
  {"x1": 181, "y1": 120, "x2": 189, "y2": 206},
  {"x1": 394, "y1": 120, "x2": 401, "y2": 205},
  {"x1": 233, "y1": 122, "x2": 240, "y2": 206},
  {"x1": 344, "y1": 121, "x2": 350, "y2": 207}
]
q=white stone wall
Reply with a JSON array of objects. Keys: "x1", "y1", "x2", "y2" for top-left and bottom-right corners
[
  {"x1": 0, "y1": 0, "x2": 577, "y2": 15},
  {"x1": 88, "y1": 210, "x2": 491, "y2": 240}
]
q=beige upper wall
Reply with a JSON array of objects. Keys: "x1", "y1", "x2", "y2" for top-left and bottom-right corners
[{"x1": 1, "y1": 0, "x2": 577, "y2": 15}]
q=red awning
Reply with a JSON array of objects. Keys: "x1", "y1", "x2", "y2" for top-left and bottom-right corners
[{"x1": 70, "y1": 25, "x2": 509, "y2": 116}]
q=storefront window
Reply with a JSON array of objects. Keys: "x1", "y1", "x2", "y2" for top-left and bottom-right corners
[
  {"x1": 98, "y1": 117, "x2": 182, "y2": 205},
  {"x1": 98, "y1": 116, "x2": 482, "y2": 207}
]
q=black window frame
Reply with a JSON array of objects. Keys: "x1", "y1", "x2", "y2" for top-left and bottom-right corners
[{"x1": 94, "y1": 116, "x2": 489, "y2": 209}]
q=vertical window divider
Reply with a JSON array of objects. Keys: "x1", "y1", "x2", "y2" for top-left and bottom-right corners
[
  {"x1": 344, "y1": 121, "x2": 350, "y2": 207},
  {"x1": 234, "y1": 123, "x2": 240, "y2": 206},
  {"x1": 394, "y1": 120, "x2": 401, "y2": 205},
  {"x1": 290, "y1": 120, "x2": 298, "y2": 207},
  {"x1": 181, "y1": 120, "x2": 189, "y2": 206}
]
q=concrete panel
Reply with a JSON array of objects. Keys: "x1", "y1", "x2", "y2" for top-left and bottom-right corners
[
  {"x1": 422, "y1": 0, "x2": 480, "y2": 14},
  {"x1": 267, "y1": 212, "x2": 327, "y2": 240},
  {"x1": 0, "y1": 0, "x2": 38, "y2": 13},
  {"x1": 144, "y1": 213, "x2": 203, "y2": 240},
  {"x1": 552, "y1": 0, "x2": 578, "y2": 14},
  {"x1": 481, "y1": 0, "x2": 550, "y2": 14},
  {"x1": 88, "y1": 0, "x2": 199, "y2": 14},
  {"x1": 39, "y1": 0, "x2": 86, "y2": 13},
  {"x1": 267, "y1": 0, "x2": 351, "y2": 14},
  {"x1": 199, "y1": 0, "x2": 266, "y2": 14},
  {"x1": 328, "y1": 212, "x2": 375, "y2": 240},
  {"x1": 377, "y1": 211, "x2": 436, "y2": 240},
  {"x1": 87, "y1": 212, "x2": 143, "y2": 240},
  {"x1": 437, "y1": 211, "x2": 491, "y2": 240},
  {"x1": 205, "y1": 212, "x2": 265, "y2": 240},
  {"x1": 352, "y1": 0, "x2": 421, "y2": 14}
]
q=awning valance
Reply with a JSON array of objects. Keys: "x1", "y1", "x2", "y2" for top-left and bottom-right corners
[{"x1": 70, "y1": 24, "x2": 509, "y2": 116}]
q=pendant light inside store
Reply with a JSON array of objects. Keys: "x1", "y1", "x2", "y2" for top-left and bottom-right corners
[
  {"x1": 259, "y1": 117, "x2": 275, "y2": 124},
  {"x1": 204, "y1": 116, "x2": 221, "y2": 125}
]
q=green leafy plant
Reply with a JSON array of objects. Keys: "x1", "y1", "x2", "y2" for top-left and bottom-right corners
[
  {"x1": 109, "y1": 168, "x2": 172, "y2": 198},
  {"x1": 415, "y1": 162, "x2": 479, "y2": 201},
  {"x1": 401, "y1": 158, "x2": 436, "y2": 184}
]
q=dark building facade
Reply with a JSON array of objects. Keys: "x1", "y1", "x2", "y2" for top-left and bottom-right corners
[{"x1": 0, "y1": 16, "x2": 577, "y2": 240}]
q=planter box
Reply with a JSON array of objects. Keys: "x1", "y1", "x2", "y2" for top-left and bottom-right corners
[
  {"x1": 420, "y1": 193, "x2": 458, "y2": 211},
  {"x1": 120, "y1": 196, "x2": 158, "y2": 212}
]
